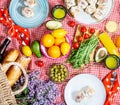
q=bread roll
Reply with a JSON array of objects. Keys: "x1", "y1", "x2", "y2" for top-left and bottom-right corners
[
  {"x1": 86, "y1": 0, "x2": 97, "y2": 5},
  {"x1": 65, "y1": 0, "x2": 76, "y2": 9},
  {"x1": 69, "y1": 6, "x2": 81, "y2": 17},
  {"x1": 24, "y1": 0, "x2": 37, "y2": 8},
  {"x1": 85, "y1": 5, "x2": 96, "y2": 14},
  {"x1": 6, "y1": 56, "x2": 31, "y2": 87},
  {"x1": 97, "y1": 0, "x2": 108, "y2": 6},
  {"x1": 2, "y1": 49, "x2": 19, "y2": 73},
  {"x1": 92, "y1": 9, "x2": 104, "y2": 20},
  {"x1": 76, "y1": 86, "x2": 95, "y2": 102},
  {"x1": 77, "y1": 0, "x2": 88, "y2": 9},
  {"x1": 22, "y1": 6, "x2": 34, "y2": 18}
]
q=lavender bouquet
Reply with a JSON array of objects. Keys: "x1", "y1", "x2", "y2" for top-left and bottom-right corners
[{"x1": 13, "y1": 71, "x2": 61, "y2": 105}]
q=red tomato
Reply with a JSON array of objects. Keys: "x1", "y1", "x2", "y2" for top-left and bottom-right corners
[
  {"x1": 73, "y1": 42, "x2": 80, "y2": 49},
  {"x1": 37, "y1": 61, "x2": 44, "y2": 67},
  {"x1": 78, "y1": 36, "x2": 83, "y2": 42},
  {"x1": 83, "y1": 33, "x2": 89, "y2": 39},
  {"x1": 68, "y1": 21, "x2": 76, "y2": 27},
  {"x1": 80, "y1": 26, "x2": 87, "y2": 33},
  {"x1": 89, "y1": 28, "x2": 95, "y2": 34}
]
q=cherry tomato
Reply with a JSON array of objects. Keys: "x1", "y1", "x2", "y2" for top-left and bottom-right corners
[
  {"x1": 68, "y1": 21, "x2": 76, "y2": 27},
  {"x1": 37, "y1": 61, "x2": 44, "y2": 67},
  {"x1": 89, "y1": 28, "x2": 95, "y2": 34},
  {"x1": 73, "y1": 42, "x2": 80, "y2": 49},
  {"x1": 78, "y1": 36, "x2": 83, "y2": 42},
  {"x1": 83, "y1": 33, "x2": 89, "y2": 39},
  {"x1": 80, "y1": 26, "x2": 87, "y2": 33}
]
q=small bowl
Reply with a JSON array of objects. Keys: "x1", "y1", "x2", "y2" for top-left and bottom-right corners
[
  {"x1": 49, "y1": 63, "x2": 68, "y2": 83},
  {"x1": 51, "y1": 5, "x2": 67, "y2": 21},
  {"x1": 40, "y1": 35, "x2": 71, "y2": 59},
  {"x1": 104, "y1": 54, "x2": 120, "y2": 70}
]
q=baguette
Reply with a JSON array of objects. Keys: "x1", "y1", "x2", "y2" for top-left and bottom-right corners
[
  {"x1": 2, "y1": 49, "x2": 19, "y2": 73},
  {"x1": 6, "y1": 56, "x2": 31, "y2": 87}
]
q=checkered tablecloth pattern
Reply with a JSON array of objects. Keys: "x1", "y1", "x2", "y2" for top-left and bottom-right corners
[{"x1": 0, "y1": 0, "x2": 120, "y2": 105}]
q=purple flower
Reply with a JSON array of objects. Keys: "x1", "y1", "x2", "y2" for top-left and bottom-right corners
[
  {"x1": 35, "y1": 91, "x2": 43, "y2": 100},
  {"x1": 15, "y1": 71, "x2": 60, "y2": 105},
  {"x1": 28, "y1": 90, "x2": 35, "y2": 97},
  {"x1": 38, "y1": 98, "x2": 46, "y2": 104},
  {"x1": 33, "y1": 102, "x2": 39, "y2": 105},
  {"x1": 44, "y1": 99, "x2": 51, "y2": 105}
]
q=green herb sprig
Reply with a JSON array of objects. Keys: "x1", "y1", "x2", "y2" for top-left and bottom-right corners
[{"x1": 67, "y1": 35, "x2": 99, "y2": 68}]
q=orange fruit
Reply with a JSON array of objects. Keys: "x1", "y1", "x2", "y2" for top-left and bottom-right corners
[
  {"x1": 115, "y1": 36, "x2": 120, "y2": 47},
  {"x1": 54, "y1": 37, "x2": 66, "y2": 46},
  {"x1": 60, "y1": 42, "x2": 70, "y2": 55},
  {"x1": 41, "y1": 34, "x2": 54, "y2": 47},
  {"x1": 47, "y1": 46, "x2": 61, "y2": 58}
]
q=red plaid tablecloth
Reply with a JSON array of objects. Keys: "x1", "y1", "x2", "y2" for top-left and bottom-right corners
[{"x1": 0, "y1": 0, "x2": 120, "y2": 105}]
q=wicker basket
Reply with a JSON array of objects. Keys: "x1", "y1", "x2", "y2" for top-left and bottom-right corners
[{"x1": 0, "y1": 62, "x2": 28, "y2": 105}]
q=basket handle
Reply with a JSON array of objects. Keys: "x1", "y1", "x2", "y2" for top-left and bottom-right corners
[{"x1": 0, "y1": 62, "x2": 28, "y2": 95}]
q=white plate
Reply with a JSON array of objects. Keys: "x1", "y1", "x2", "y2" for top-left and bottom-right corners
[
  {"x1": 9, "y1": 0, "x2": 49, "y2": 28},
  {"x1": 64, "y1": 74, "x2": 106, "y2": 105},
  {"x1": 66, "y1": 0, "x2": 114, "y2": 24}
]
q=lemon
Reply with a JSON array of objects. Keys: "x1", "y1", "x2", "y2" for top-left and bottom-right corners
[
  {"x1": 60, "y1": 42, "x2": 70, "y2": 55},
  {"x1": 47, "y1": 46, "x2": 61, "y2": 58},
  {"x1": 41, "y1": 34, "x2": 55, "y2": 47},
  {"x1": 21, "y1": 45, "x2": 32, "y2": 57},
  {"x1": 51, "y1": 28, "x2": 67, "y2": 38},
  {"x1": 54, "y1": 37, "x2": 66, "y2": 45}
]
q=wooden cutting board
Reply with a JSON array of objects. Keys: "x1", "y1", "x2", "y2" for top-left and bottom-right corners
[
  {"x1": 74, "y1": 25, "x2": 100, "y2": 42},
  {"x1": 73, "y1": 25, "x2": 100, "y2": 64}
]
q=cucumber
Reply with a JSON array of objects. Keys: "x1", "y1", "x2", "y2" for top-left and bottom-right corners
[{"x1": 46, "y1": 20, "x2": 62, "y2": 30}]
